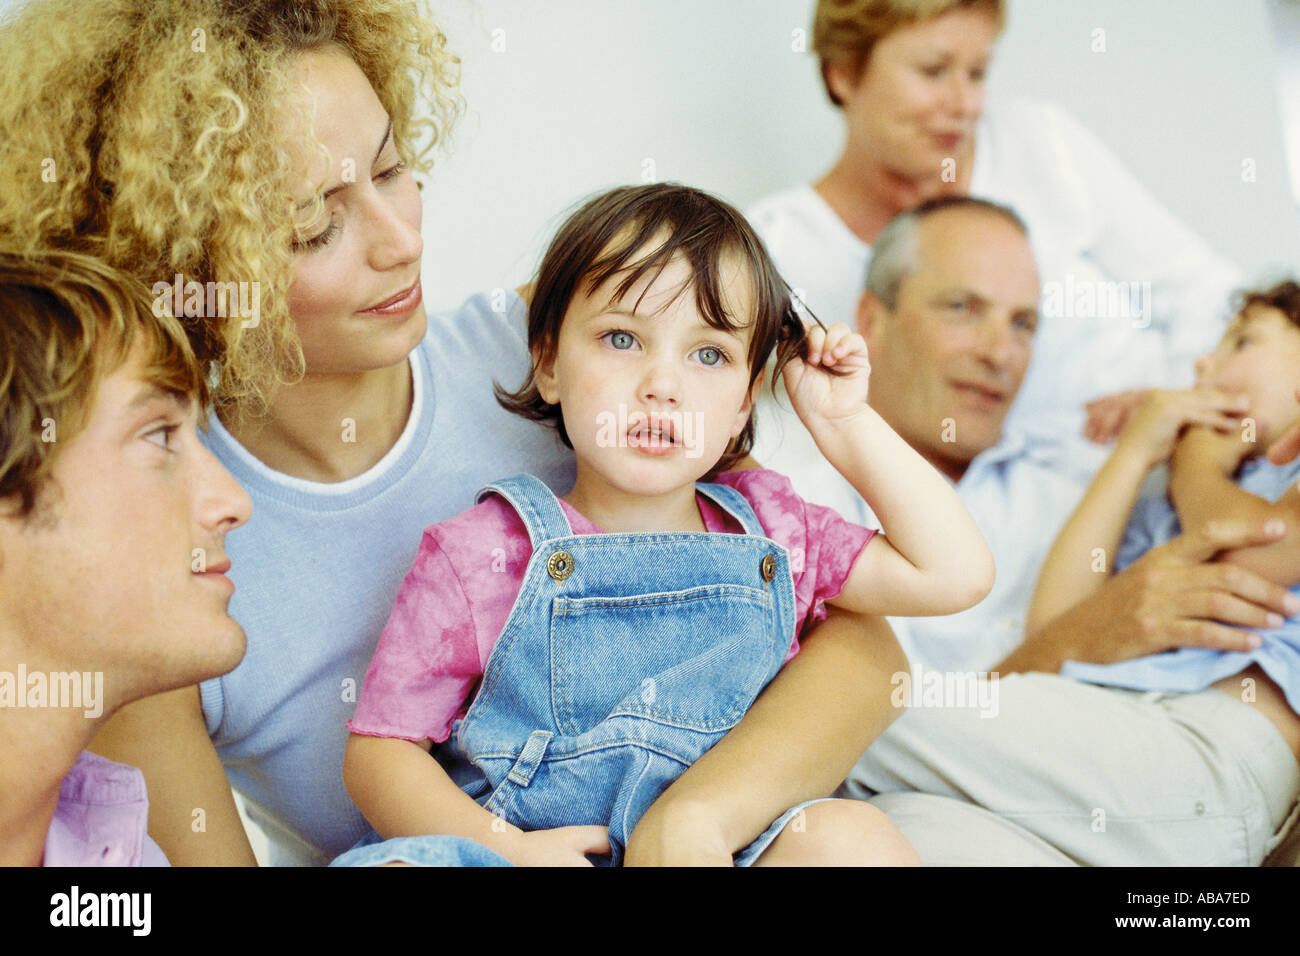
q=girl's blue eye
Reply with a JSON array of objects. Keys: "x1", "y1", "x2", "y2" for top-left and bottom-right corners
[
  {"x1": 696, "y1": 346, "x2": 725, "y2": 367},
  {"x1": 606, "y1": 331, "x2": 635, "y2": 350}
]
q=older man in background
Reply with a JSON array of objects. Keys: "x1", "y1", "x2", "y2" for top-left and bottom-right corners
[{"x1": 756, "y1": 196, "x2": 1297, "y2": 864}]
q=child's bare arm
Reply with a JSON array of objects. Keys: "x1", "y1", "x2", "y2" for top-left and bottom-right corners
[
  {"x1": 818, "y1": 409, "x2": 993, "y2": 616},
  {"x1": 1026, "y1": 438, "x2": 1151, "y2": 635},
  {"x1": 343, "y1": 732, "x2": 608, "y2": 866},
  {"x1": 783, "y1": 323, "x2": 993, "y2": 616},
  {"x1": 1170, "y1": 426, "x2": 1300, "y2": 588}
]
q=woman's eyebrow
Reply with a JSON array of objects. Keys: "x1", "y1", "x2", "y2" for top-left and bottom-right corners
[{"x1": 297, "y1": 118, "x2": 395, "y2": 209}]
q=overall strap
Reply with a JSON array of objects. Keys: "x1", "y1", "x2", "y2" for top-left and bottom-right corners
[
  {"x1": 695, "y1": 481, "x2": 765, "y2": 537},
  {"x1": 477, "y1": 474, "x2": 574, "y2": 549}
]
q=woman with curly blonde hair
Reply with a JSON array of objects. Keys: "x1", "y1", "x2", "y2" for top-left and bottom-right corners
[{"x1": 0, "y1": 0, "x2": 902, "y2": 866}]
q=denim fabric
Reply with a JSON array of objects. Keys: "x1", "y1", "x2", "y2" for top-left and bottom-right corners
[
  {"x1": 447, "y1": 474, "x2": 799, "y2": 866},
  {"x1": 330, "y1": 829, "x2": 512, "y2": 867}
]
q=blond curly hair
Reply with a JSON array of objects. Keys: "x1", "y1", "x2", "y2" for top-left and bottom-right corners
[
  {"x1": 813, "y1": 0, "x2": 1004, "y2": 106},
  {"x1": 0, "y1": 0, "x2": 461, "y2": 422}
]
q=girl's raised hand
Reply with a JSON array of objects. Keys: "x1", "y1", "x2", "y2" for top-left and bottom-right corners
[{"x1": 782, "y1": 322, "x2": 872, "y2": 430}]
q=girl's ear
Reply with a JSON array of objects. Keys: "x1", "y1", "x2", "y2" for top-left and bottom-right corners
[{"x1": 533, "y1": 344, "x2": 559, "y2": 405}]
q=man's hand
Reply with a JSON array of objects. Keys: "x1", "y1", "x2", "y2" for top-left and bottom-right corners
[{"x1": 1007, "y1": 517, "x2": 1298, "y2": 673}]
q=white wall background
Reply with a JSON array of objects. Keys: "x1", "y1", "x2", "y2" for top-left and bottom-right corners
[
  {"x1": 1273, "y1": 0, "x2": 1300, "y2": 211},
  {"x1": 423, "y1": 0, "x2": 1300, "y2": 310}
]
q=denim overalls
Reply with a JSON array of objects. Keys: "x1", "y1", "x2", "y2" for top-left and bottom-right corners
[{"x1": 444, "y1": 473, "x2": 808, "y2": 866}]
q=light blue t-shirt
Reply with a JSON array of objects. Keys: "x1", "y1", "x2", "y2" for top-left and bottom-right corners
[
  {"x1": 199, "y1": 291, "x2": 575, "y2": 866},
  {"x1": 1062, "y1": 455, "x2": 1300, "y2": 711}
]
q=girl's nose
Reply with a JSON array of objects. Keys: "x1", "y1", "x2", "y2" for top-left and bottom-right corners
[{"x1": 640, "y1": 358, "x2": 681, "y2": 406}]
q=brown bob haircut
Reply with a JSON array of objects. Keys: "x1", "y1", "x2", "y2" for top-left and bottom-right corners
[
  {"x1": 496, "y1": 183, "x2": 810, "y2": 476},
  {"x1": 0, "y1": 247, "x2": 206, "y2": 519},
  {"x1": 1236, "y1": 279, "x2": 1300, "y2": 332}
]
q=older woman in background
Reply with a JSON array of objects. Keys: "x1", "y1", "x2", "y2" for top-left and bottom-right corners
[{"x1": 749, "y1": 0, "x2": 1242, "y2": 443}]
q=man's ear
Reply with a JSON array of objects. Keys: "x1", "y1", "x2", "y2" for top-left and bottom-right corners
[{"x1": 856, "y1": 291, "x2": 884, "y2": 342}]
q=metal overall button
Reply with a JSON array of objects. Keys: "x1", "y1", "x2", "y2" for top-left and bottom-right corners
[
  {"x1": 547, "y1": 550, "x2": 574, "y2": 582},
  {"x1": 760, "y1": 552, "x2": 776, "y2": 582}
]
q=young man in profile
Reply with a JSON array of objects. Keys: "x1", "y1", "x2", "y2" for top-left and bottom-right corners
[{"x1": 0, "y1": 248, "x2": 251, "y2": 865}]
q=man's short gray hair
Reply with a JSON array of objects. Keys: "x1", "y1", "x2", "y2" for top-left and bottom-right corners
[{"x1": 865, "y1": 196, "x2": 1029, "y2": 310}]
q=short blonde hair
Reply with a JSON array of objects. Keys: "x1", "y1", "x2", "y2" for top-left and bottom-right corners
[
  {"x1": 0, "y1": 0, "x2": 461, "y2": 423},
  {"x1": 813, "y1": 0, "x2": 1005, "y2": 106},
  {"x1": 0, "y1": 248, "x2": 206, "y2": 518}
]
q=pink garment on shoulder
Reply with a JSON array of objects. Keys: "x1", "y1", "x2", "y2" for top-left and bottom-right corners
[
  {"x1": 43, "y1": 751, "x2": 170, "y2": 867},
  {"x1": 348, "y1": 469, "x2": 874, "y2": 744}
]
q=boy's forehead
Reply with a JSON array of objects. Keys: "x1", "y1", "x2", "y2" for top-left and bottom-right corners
[
  {"x1": 1230, "y1": 304, "x2": 1288, "y2": 333},
  {"x1": 95, "y1": 343, "x2": 194, "y2": 426}
]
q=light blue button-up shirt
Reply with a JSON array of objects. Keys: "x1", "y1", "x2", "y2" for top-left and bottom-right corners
[{"x1": 1062, "y1": 455, "x2": 1300, "y2": 710}]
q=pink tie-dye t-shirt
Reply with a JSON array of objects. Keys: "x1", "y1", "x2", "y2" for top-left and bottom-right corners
[{"x1": 348, "y1": 469, "x2": 874, "y2": 744}]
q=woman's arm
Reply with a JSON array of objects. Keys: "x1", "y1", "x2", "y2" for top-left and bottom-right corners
[
  {"x1": 1047, "y1": 103, "x2": 1242, "y2": 374},
  {"x1": 86, "y1": 685, "x2": 258, "y2": 866},
  {"x1": 624, "y1": 607, "x2": 906, "y2": 865}
]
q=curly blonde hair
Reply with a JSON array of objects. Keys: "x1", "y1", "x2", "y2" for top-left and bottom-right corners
[
  {"x1": 0, "y1": 0, "x2": 461, "y2": 422},
  {"x1": 813, "y1": 0, "x2": 1004, "y2": 106}
]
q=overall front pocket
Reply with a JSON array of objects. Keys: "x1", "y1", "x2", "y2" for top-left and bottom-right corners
[{"x1": 549, "y1": 583, "x2": 780, "y2": 737}]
